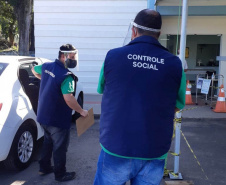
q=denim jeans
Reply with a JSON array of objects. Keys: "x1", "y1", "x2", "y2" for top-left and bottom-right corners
[
  {"x1": 39, "y1": 125, "x2": 70, "y2": 178},
  {"x1": 94, "y1": 150, "x2": 164, "y2": 185}
]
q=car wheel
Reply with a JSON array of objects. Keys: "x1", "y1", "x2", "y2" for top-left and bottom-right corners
[
  {"x1": 72, "y1": 95, "x2": 83, "y2": 122},
  {"x1": 3, "y1": 123, "x2": 37, "y2": 170}
]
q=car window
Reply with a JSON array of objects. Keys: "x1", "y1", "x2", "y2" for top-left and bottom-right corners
[
  {"x1": 20, "y1": 63, "x2": 35, "y2": 77},
  {"x1": 19, "y1": 62, "x2": 40, "y2": 85},
  {"x1": 0, "y1": 63, "x2": 9, "y2": 76}
]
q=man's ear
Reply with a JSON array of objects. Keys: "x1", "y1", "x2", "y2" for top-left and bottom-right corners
[
  {"x1": 131, "y1": 27, "x2": 137, "y2": 40},
  {"x1": 158, "y1": 31, "x2": 161, "y2": 38},
  {"x1": 153, "y1": 32, "x2": 161, "y2": 40},
  {"x1": 61, "y1": 54, "x2": 67, "y2": 62}
]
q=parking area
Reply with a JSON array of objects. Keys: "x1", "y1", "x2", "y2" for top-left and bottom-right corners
[
  {"x1": 0, "y1": 119, "x2": 100, "y2": 185},
  {"x1": 0, "y1": 118, "x2": 226, "y2": 185}
]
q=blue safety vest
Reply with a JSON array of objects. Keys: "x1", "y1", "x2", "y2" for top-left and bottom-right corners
[
  {"x1": 100, "y1": 35, "x2": 183, "y2": 158},
  {"x1": 37, "y1": 59, "x2": 74, "y2": 129}
]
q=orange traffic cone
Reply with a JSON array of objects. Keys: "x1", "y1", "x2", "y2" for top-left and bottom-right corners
[
  {"x1": 186, "y1": 80, "x2": 194, "y2": 105},
  {"x1": 213, "y1": 85, "x2": 226, "y2": 113}
]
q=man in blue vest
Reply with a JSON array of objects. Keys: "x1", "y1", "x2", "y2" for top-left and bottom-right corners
[
  {"x1": 94, "y1": 9, "x2": 186, "y2": 185},
  {"x1": 32, "y1": 44, "x2": 88, "y2": 182}
]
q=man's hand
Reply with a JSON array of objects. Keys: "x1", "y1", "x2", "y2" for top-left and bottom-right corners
[
  {"x1": 63, "y1": 94, "x2": 88, "y2": 117},
  {"x1": 80, "y1": 110, "x2": 89, "y2": 117}
]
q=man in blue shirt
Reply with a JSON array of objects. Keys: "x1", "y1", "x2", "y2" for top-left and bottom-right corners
[
  {"x1": 32, "y1": 44, "x2": 88, "y2": 182},
  {"x1": 94, "y1": 9, "x2": 186, "y2": 185}
]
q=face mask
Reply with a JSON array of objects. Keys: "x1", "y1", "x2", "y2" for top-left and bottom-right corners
[{"x1": 65, "y1": 58, "x2": 77, "y2": 68}]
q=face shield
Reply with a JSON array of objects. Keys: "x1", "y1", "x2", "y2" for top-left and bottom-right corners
[
  {"x1": 122, "y1": 21, "x2": 161, "y2": 46},
  {"x1": 60, "y1": 49, "x2": 79, "y2": 70}
]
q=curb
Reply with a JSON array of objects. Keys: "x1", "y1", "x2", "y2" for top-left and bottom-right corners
[{"x1": 94, "y1": 114, "x2": 226, "y2": 122}]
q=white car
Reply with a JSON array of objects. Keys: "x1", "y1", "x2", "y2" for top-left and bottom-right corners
[{"x1": 0, "y1": 56, "x2": 83, "y2": 170}]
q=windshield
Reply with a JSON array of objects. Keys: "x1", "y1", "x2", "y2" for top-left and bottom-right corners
[{"x1": 0, "y1": 63, "x2": 9, "y2": 76}]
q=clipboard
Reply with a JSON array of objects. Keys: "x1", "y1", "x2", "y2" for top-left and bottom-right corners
[{"x1": 76, "y1": 108, "x2": 95, "y2": 137}]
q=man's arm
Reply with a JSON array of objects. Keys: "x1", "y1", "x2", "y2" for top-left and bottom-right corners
[
  {"x1": 61, "y1": 76, "x2": 88, "y2": 117},
  {"x1": 97, "y1": 62, "x2": 105, "y2": 94},
  {"x1": 175, "y1": 70, "x2": 186, "y2": 112},
  {"x1": 32, "y1": 66, "x2": 42, "y2": 79},
  {"x1": 184, "y1": 60, "x2": 188, "y2": 72},
  {"x1": 63, "y1": 94, "x2": 88, "y2": 117}
]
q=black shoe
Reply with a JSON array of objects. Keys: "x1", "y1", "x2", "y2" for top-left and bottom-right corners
[
  {"x1": 55, "y1": 172, "x2": 76, "y2": 182},
  {"x1": 39, "y1": 166, "x2": 54, "y2": 176}
]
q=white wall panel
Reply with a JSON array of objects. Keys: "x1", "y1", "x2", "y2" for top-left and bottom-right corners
[
  {"x1": 36, "y1": 37, "x2": 124, "y2": 43},
  {"x1": 35, "y1": 19, "x2": 133, "y2": 26},
  {"x1": 35, "y1": 30, "x2": 128, "y2": 38},
  {"x1": 35, "y1": 25, "x2": 128, "y2": 31},
  {"x1": 35, "y1": 53, "x2": 106, "y2": 61},
  {"x1": 34, "y1": 0, "x2": 147, "y2": 94},
  {"x1": 34, "y1": 1, "x2": 145, "y2": 7},
  {"x1": 35, "y1": 48, "x2": 110, "y2": 54},
  {"x1": 75, "y1": 71, "x2": 101, "y2": 77},
  {"x1": 35, "y1": 13, "x2": 135, "y2": 19},
  {"x1": 34, "y1": 6, "x2": 145, "y2": 13},
  {"x1": 35, "y1": 42, "x2": 120, "y2": 50}
]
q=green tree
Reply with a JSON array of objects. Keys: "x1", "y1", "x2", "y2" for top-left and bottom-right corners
[
  {"x1": 2, "y1": 0, "x2": 32, "y2": 55},
  {"x1": 0, "y1": 1, "x2": 18, "y2": 47},
  {"x1": 29, "y1": 4, "x2": 35, "y2": 52}
]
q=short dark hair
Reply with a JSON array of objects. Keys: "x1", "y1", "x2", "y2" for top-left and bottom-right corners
[
  {"x1": 58, "y1": 44, "x2": 76, "y2": 59},
  {"x1": 60, "y1": 44, "x2": 76, "y2": 52},
  {"x1": 134, "y1": 9, "x2": 162, "y2": 37}
]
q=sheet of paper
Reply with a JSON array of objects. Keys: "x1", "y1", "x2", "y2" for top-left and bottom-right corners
[
  {"x1": 76, "y1": 108, "x2": 95, "y2": 137},
  {"x1": 196, "y1": 78, "x2": 204, "y2": 89},
  {"x1": 201, "y1": 79, "x2": 211, "y2": 94}
]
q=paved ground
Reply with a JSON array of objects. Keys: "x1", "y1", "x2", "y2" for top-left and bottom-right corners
[
  {"x1": 165, "y1": 119, "x2": 226, "y2": 185},
  {"x1": 0, "y1": 119, "x2": 100, "y2": 185},
  {"x1": 182, "y1": 95, "x2": 226, "y2": 120},
  {"x1": 0, "y1": 118, "x2": 226, "y2": 185}
]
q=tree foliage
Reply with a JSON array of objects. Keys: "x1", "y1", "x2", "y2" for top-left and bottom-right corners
[
  {"x1": 0, "y1": 1, "x2": 18, "y2": 46},
  {"x1": 1, "y1": 0, "x2": 32, "y2": 55}
]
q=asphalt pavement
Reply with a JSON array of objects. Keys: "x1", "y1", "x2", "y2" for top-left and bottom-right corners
[
  {"x1": 0, "y1": 119, "x2": 100, "y2": 185},
  {"x1": 0, "y1": 118, "x2": 226, "y2": 185}
]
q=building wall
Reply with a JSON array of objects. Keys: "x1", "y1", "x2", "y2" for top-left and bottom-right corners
[
  {"x1": 166, "y1": 35, "x2": 220, "y2": 69},
  {"x1": 34, "y1": 0, "x2": 147, "y2": 94},
  {"x1": 161, "y1": 16, "x2": 226, "y2": 35},
  {"x1": 219, "y1": 35, "x2": 226, "y2": 89},
  {"x1": 156, "y1": 0, "x2": 226, "y2": 6},
  {"x1": 161, "y1": 16, "x2": 226, "y2": 91}
]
